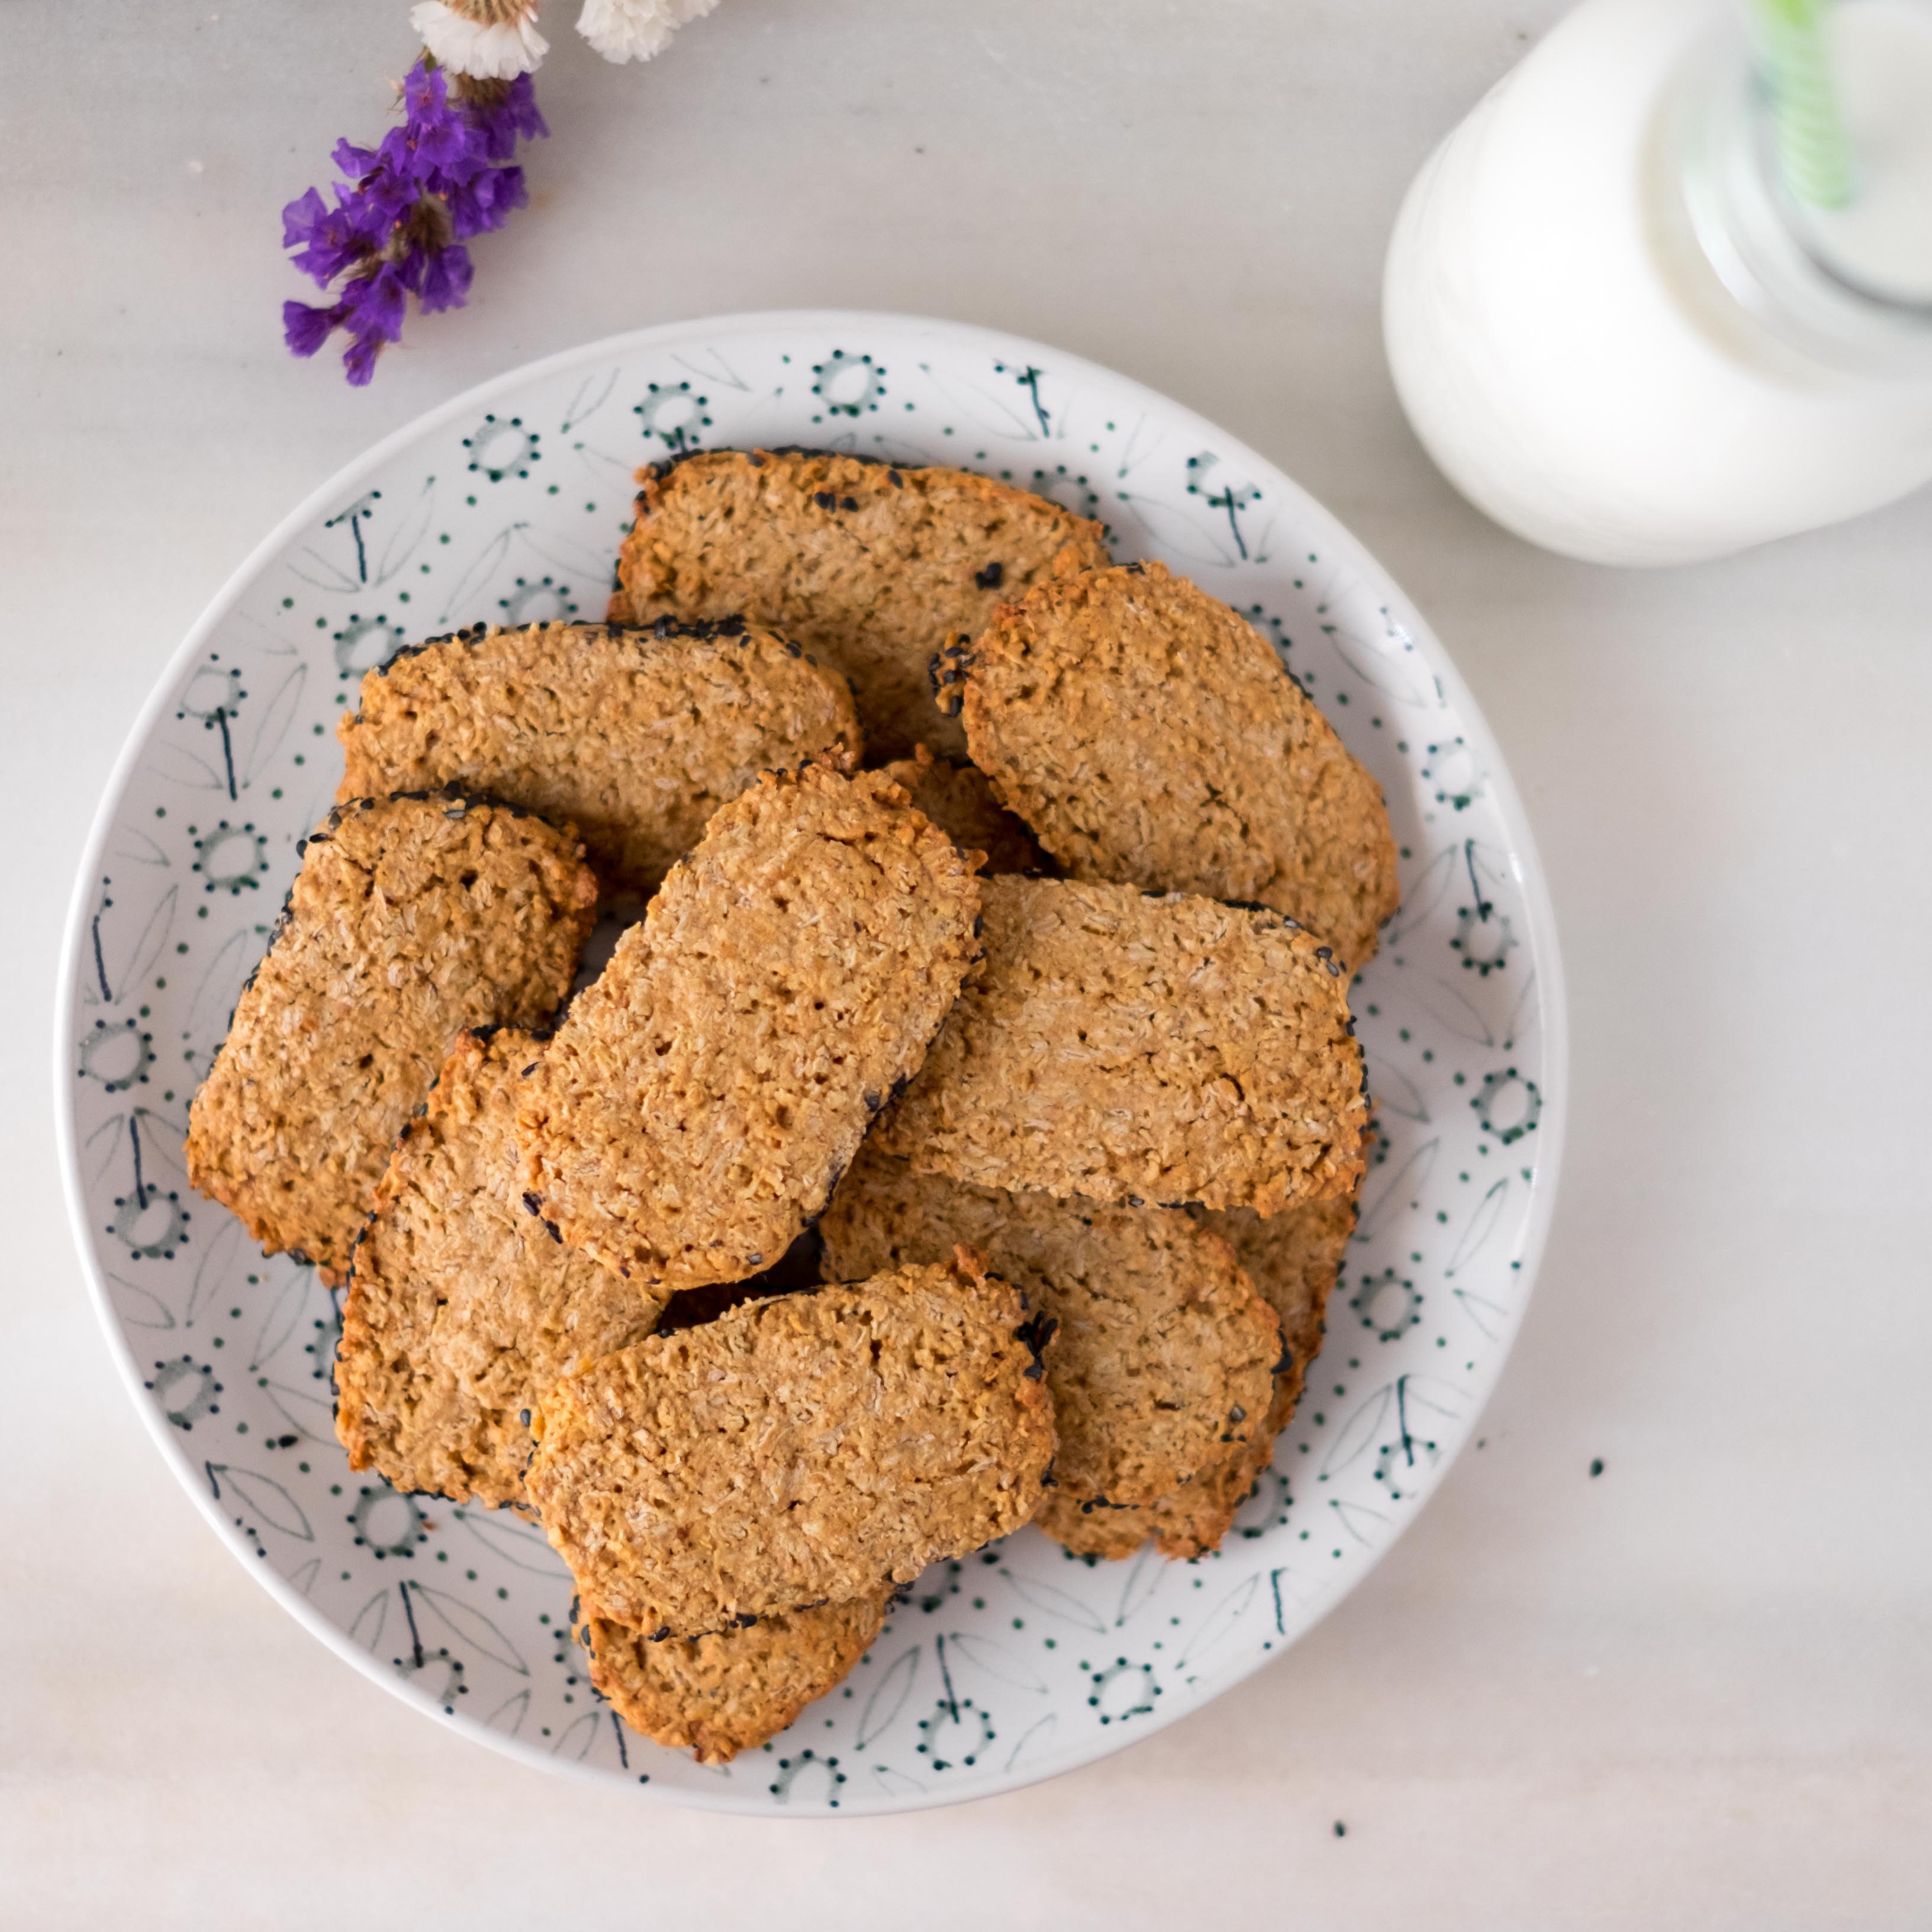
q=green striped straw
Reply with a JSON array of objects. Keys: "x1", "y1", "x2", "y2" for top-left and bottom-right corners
[{"x1": 1743, "y1": 0, "x2": 1856, "y2": 208}]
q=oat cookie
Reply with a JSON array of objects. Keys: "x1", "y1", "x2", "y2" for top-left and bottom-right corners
[
  {"x1": 878, "y1": 743, "x2": 1046, "y2": 875},
  {"x1": 1036, "y1": 1196, "x2": 1354, "y2": 1560},
  {"x1": 336, "y1": 617, "x2": 861, "y2": 896},
  {"x1": 820, "y1": 1142, "x2": 1278, "y2": 1506},
  {"x1": 525, "y1": 1255, "x2": 1055, "y2": 1634},
  {"x1": 1196, "y1": 1195, "x2": 1355, "y2": 1409},
  {"x1": 610, "y1": 449, "x2": 1110, "y2": 761},
  {"x1": 580, "y1": 1593, "x2": 891, "y2": 1763},
  {"x1": 334, "y1": 1029, "x2": 668, "y2": 1508},
  {"x1": 1034, "y1": 1413, "x2": 1283, "y2": 1561},
  {"x1": 955, "y1": 560, "x2": 1399, "y2": 968},
  {"x1": 516, "y1": 764, "x2": 981, "y2": 1290},
  {"x1": 873, "y1": 875, "x2": 1368, "y2": 1216},
  {"x1": 185, "y1": 791, "x2": 597, "y2": 1283}
]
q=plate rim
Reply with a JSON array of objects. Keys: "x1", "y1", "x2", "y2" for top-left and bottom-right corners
[{"x1": 53, "y1": 307, "x2": 1570, "y2": 1814}]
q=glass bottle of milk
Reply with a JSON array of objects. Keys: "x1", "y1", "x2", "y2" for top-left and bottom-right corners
[{"x1": 1383, "y1": 0, "x2": 1932, "y2": 565}]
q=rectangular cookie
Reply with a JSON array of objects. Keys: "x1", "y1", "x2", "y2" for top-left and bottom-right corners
[
  {"x1": 580, "y1": 1592, "x2": 892, "y2": 1764},
  {"x1": 820, "y1": 1141, "x2": 1279, "y2": 1508},
  {"x1": 949, "y1": 559, "x2": 1400, "y2": 969},
  {"x1": 1036, "y1": 1193, "x2": 1354, "y2": 1561},
  {"x1": 1195, "y1": 1195, "x2": 1355, "y2": 1404},
  {"x1": 336, "y1": 617, "x2": 861, "y2": 896},
  {"x1": 610, "y1": 449, "x2": 1111, "y2": 761},
  {"x1": 334, "y1": 1029, "x2": 668, "y2": 1508},
  {"x1": 524, "y1": 1255, "x2": 1056, "y2": 1634},
  {"x1": 185, "y1": 791, "x2": 597, "y2": 1283},
  {"x1": 872, "y1": 875, "x2": 1368, "y2": 1217},
  {"x1": 516, "y1": 764, "x2": 982, "y2": 1290},
  {"x1": 1033, "y1": 1410, "x2": 1282, "y2": 1563},
  {"x1": 877, "y1": 743, "x2": 1046, "y2": 875}
]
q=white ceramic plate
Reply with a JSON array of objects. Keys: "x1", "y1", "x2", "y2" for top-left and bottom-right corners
[{"x1": 57, "y1": 311, "x2": 1566, "y2": 1815}]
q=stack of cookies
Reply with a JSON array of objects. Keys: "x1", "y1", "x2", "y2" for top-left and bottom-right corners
[{"x1": 185, "y1": 449, "x2": 1396, "y2": 1766}]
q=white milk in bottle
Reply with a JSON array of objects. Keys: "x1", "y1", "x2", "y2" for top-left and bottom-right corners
[{"x1": 1383, "y1": 0, "x2": 1932, "y2": 566}]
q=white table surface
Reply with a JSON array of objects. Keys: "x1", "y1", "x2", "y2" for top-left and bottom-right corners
[{"x1": 6, "y1": 2, "x2": 1929, "y2": 1924}]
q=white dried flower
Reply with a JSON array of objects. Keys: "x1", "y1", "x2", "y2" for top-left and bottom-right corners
[
  {"x1": 410, "y1": 1, "x2": 550, "y2": 79},
  {"x1": 576, "y1": 0, "x2": 720, "y2": 65}
]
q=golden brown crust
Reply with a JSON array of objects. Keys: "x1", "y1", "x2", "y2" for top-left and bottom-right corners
[
  {"x1": 611, "y1": 449, "x2": 1110, "y2": 761},
  {"x1": 1036, "y1": 1195, "x2": 1354, "y2": 1561},
  {"x1": 581, "y1": 1593, "x2": 891, "y2": 1763},
  {"x1": 184, "y1": 793, "x2": 598, "y2": 1283},
  {"x1": 516, "y1": 764, "x2": 983, "y2": 1290},
  {"x1": 820, "y1": 1143, "x2": 1278, "y2": 1506},
  {"x1": 1033, "y1": 1410, "x2": 1282, "y2": 1561},
  {"x1": 872, "y1": 875, "x2": 1368, "y2": 1216},
  {"x1": 525, "y1": 1255, "x2": 1057, "y2": 1634},
  {"x1": 336, "y1": 618, "x2": 861, "y2": 896},
  {"x1": 957, "y1": 561, "x2": 1399, "y2": 969},
  {"x1": 1033, "y1": 1434, "x2": 1242, "y2": 1557},
  {"x1": 334, "y1": 1030, "x2": 668, "y2": 1507},
  {"x1": 877, "y1": 743, "x2": 1047, "y2": 875},
  {"x1": 1195, "y1": 1196, "x2": 1355, "y2": 1403}
]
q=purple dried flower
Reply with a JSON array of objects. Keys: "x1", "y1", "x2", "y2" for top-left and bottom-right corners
[
  {"x1": 336, "y1": 131, "x2": 425, "y2": 224},
  {"x1": 400, "y1": 66, "x2": 486, "y2": 179},
  {"x1": 342, "y1": 331, "x2": 383, "y2": 388},
  {"x1": 474, "y1": 72, "x2": 549, "y2": 161},
  {"x1": 340, "y1": 262, "x2": 410, "y2": 344},
  {"x1": 401, "y1": 60, "x2": 450, "y2": 125},
  {"x1": 280, "y1": 52, "x2": 546, "y2": 385},
  {"x1": 282, "y1": 299, "x2": 343, "y2": 358},
  {"x1": 506, "y1": 74, "x2": 549, "y2": 140},
  {"x1": 281, "y1": 187, "x2": 373, "y2": 286},
  {"x1": 416, "y1": 243, "x2": 475, "y2": 314},
  {"x1": 416, "y1": 120, "x2": 488, "y2": 181},
  {"x1": 281, "y1": 186, "x2": 330, "y2": 251},
  {"x1": 446, "y1": 162, "x2": 526, "y2": 241},
  {"x1": 330, "y1": 137, "x2": 385, "y2": 180}
]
